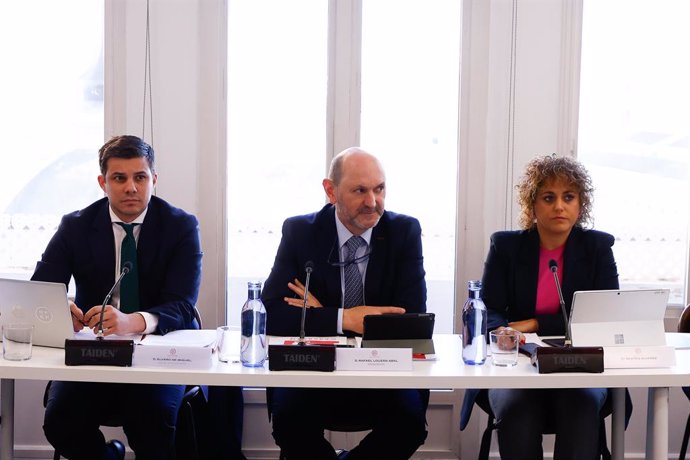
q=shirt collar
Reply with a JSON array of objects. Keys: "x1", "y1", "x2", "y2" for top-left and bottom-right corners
[
  {"x1": 334, "y1": 212, "x2": 372, "y2": 248},
  {"x1": 108, "y1": 206, "x2": 147, "y2": 225}
]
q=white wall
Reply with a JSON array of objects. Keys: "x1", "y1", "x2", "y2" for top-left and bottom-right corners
[{"x1": 8, "y1": 1, "x2": 689, "y2": 459}]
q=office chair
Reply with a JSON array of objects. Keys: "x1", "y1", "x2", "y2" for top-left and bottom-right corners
[
  {"x1": 268, "y1": 388, "x2": 430, "y2": 460},
  {"x1": 46, "y1": 306, "x2": 206, "y2": 460},
  {"x1": 460, "y1": 388, "x2": 632, "y2": 460},
  {"x1": 678, "y1": 304, "x2": 690, "y2": 460},
  {"x1": 277, "y1": 420, "x2": 373, "y2": 460}
]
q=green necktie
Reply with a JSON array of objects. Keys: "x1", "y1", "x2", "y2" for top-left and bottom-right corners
[{"x1": 117, "y1": 222, "x2": 139, "y2": 313}]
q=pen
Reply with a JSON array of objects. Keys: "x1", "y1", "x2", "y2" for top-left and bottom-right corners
[{"x1": 71, "y1": 311, "x2": 88, "y2": 327}]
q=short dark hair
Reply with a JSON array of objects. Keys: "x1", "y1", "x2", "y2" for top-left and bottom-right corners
[{"x1": 98, "y1": 135, "x2": 155, "y2": 175}]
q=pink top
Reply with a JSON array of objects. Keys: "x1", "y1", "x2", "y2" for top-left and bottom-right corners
[{"x1": 535, "y1": 245, "x2": 565, "y2": 315}]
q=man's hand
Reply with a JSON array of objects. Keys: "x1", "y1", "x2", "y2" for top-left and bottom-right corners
[
  {"x1": 69, "y1": 301, "x2": 86, "y2": 332},
  {"x1": 342, "y1": 306, "x2": 406, "y2": 334},
  {"x1": 284, "y1": 279, "x2": 323, "y2": 308},
  {"x1": 83, "y1": 305, "x2": 146, "y2": 336}
]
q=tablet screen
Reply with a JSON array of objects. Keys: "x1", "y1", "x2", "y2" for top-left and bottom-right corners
[{"x1": 362, "y1": 313, "x2": 435, "y2": 340}]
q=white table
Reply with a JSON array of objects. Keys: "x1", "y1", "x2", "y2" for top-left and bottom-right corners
[{"x1": 1, "y1": 334, "x2": 688, "y2": 460}]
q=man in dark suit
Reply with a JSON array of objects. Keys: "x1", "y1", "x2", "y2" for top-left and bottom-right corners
[
  {"x1": 32, "y1": 135, "x2": 202, "y2": 460},
  {"x1": 262, "y1": 148, "x2": 429, "y2": 460}
]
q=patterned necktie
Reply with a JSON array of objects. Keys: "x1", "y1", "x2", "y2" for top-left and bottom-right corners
[
  {"x1": 117, "y1": 222, "x2": 139, "y2": 313},
  {"x1": 343, "y1": 236, "x2": 365, "y2": 308}
]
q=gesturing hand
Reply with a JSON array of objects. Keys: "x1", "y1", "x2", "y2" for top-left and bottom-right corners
[{"x1": 284, "y1": 279, "x2": 323, "y2": 308}]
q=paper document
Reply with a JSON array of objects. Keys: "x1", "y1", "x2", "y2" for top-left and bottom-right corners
[
  {"x1": 139, "y1": 329, "x2": 217, "y2": 348},
  {"x1": 524, "y1": 333, "x2": 550, "y2": 347},
  {"x1": 73, "y1": 328, "x2": 144, "y2": 343},
  {"x1": 666, "y1": 332, "x2": 690, "y2": 349},
  {"x1": 413, "y1": 353, "x2": 437, "y2": 361},
  {"x1": 268, "y1": 336, "x2": 350, "y2": 346}
]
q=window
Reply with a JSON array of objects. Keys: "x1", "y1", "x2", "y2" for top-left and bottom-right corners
[
  {"x1": 578, "y1": 0, "x2": 690, "y2": 306},
  {"x1": 360, "y1": 0, "x2": 461, "y2": 332},
  {"x1": 0, "y1": 0, "x2": 104, "y2": 278},
  {"x1": 226, "y1": 0, "x2": 328, "y2": 319},
  {"x1": 226, "y1": 0, "x2": 461, "y2": 331}
]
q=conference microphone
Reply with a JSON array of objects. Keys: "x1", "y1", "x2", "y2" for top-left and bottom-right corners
[
  {"x1": 96, "y1": 261, "x2": 133, "y2": 339},
  {"x1": 298, "y1": 261, "x2": 314, "y2": 345},
  {"x1": 64, "y1": 261, "x2": 135, "y2": 367},
  {"x1": 268, "y1": 260, "x2": 336, "y2": 371},
  {"x1": 530, "y1": 259, "x2": 604, "y2": 373},
  {"x1": 549, "y1": 259, "x2": 571, "y2": 346}
]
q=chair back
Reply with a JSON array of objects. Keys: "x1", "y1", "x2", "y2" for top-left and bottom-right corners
[
  {"x1": 192, "y1": 305, "x2": 203, "y2": 330},
  {"x1": 679, "y1": 304, "x2": 690, "y2": 333}
]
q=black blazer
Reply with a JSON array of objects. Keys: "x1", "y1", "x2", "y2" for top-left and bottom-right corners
[
  {"x1": 262, "y1": 204, "x2": 427, "y2": 336},
  {"x1": 461, "y1": 226, "x2": 621, "y2": 430},
  {"x1": 32, "y1": 196, "x2": 203, "y2": 334},
  {"x1": 483, "y1": 226, "x2": 619, "y2": 336}
]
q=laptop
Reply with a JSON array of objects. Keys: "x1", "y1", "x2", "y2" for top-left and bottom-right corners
[
  {"x1": 0, "y1": 278, "x2": 75, "y2": 348},
  {"x1": 569, "y1": 288, "x2": 669, "y2": 347}
]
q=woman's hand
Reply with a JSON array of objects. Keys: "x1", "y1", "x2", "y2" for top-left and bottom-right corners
[
  {"x1": 494, "y1": 326, "x2": 526, "y2": 345},
  {"x1": 507, "y1": 318, "x2": 539, "y2": 333},
  {"x1": 284, "y1": 279, "x2": 323, "y2": 308}
]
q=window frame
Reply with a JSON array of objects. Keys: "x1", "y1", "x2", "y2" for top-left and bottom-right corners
[{"x1": 105, "y1": 0, "x2": 689, "y2": 331}]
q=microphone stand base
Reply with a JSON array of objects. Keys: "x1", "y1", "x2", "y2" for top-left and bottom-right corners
[
  {"x1": 531, "y1": 346, "x2": 604, "y2": 373},
  {"x1": 268, "y1": 344, "x2": 336, "y2": 371},
  {"x1": 65, "y1": 339, "x2": 134, "y2": 366}
]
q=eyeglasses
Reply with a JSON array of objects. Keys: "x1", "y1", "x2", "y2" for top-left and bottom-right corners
[{"x1": 326, "y1": 237, "x2": 373, "y2": 268}]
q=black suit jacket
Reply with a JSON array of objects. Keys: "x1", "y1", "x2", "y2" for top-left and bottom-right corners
[
  {"x1": 482, "y1": 226, "x2": 619, "y2": 336},
  {"x1": 461, "y1": 226, "x2": 621, "y2": 430},
  {"x1": 32, "y1": 196, "x2": 203, "y2": 334},
  {"x1": 262, "y1": 204, "x2": 427, "y2": 336}
]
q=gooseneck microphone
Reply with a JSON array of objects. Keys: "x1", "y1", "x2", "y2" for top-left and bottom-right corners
[
  {"x1": 298, "y1": 261, "x2": 314, "y2": 345},
  {"x1": 530, "y1": 259, "x2": 604, "y2": 373},
  {"x1": 96, "y1": 261, "x2": 133, "y2": 339},
  {"x1": 268, "y1": 260, "x2": 336, "y2": 371},
  {"x1": 548, "y1": 259, "x2": 571, "y2": 346},
  {"x1": 64, "y1": 261, "x2": 136, "y2": 366}
]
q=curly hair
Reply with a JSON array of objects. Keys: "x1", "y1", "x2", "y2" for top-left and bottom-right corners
[{"x1": 516, "y1": 154, "x2": 594, "y2": 230}]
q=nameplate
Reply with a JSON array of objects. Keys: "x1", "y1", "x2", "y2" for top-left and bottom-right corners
[
  {"x1": 603, "y1": 345, "x2": 676, "y2": 369},
  {"x1": 132, "y1": 343, "x2": 214, "y2": 369},
  {"x1": 65, "y1": 339, "x2": 134, "y2": 366},
  {"x1": 336, "y1": 347, "x2": 413, "y2": 371},
  {"x1": 268, "y1": 344, "x2": 336, "y2": 371}
]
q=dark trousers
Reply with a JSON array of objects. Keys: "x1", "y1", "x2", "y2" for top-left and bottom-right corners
[
  {"x1": 270, "y1": 388, "x2": 428, "y2": 460},
  {"x1": 488, "y1": 387, "x2": 607, "y2": 460},
  {"x1": 198, "y1": 386, "x2": 247, "y2": 460},
  {"x1": 44, "y1": 381, "x2": 185, "y2": 460}
]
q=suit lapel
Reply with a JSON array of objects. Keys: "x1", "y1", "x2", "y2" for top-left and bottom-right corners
[
  {"x1": 516, "y1": 230, "x2": 540, "y2": 313},
  {"x1": 137, "y1": 198, "x2": 159, "y2": 278},
  {"x1": 562, "y1": 226, "x2": 584, "y2": 311},
  {"x1": 89, "y1": 200, "x2": 117, "y2": 290},
  {"x1": 315, "y1": 206, "x2": 343, "y2": 307},
  {"x1": 364, "y1": 213, "x2": 387, "y2": 306}
]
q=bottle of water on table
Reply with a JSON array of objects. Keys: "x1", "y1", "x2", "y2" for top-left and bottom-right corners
[
  {"x1": 241, "y1": 281, "x2": 267, "y2": 367},
  {"x1": 462, "y1": 280, "x2": 487, "y2": 365}
]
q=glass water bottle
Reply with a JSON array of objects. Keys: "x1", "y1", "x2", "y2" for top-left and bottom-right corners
[
  {"x1": 462, "y1": 280, "x2": 487, "y2": 365},
  {"x1": 240, "y1": 281, "x2": 267, "y2": 367}
]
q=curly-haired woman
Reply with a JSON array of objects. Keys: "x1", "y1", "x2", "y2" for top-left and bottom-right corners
[{"x1": 461, "y1": 154, "x2": 623, "y2": 460}]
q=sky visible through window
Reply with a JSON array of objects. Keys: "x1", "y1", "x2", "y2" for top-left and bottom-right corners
[
  {"x1": 0, "y1": 0, "x2": 104, "y2": 278},
  {"x1": 578, "y1": 0, "x2": 690, "y2": 305}
]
